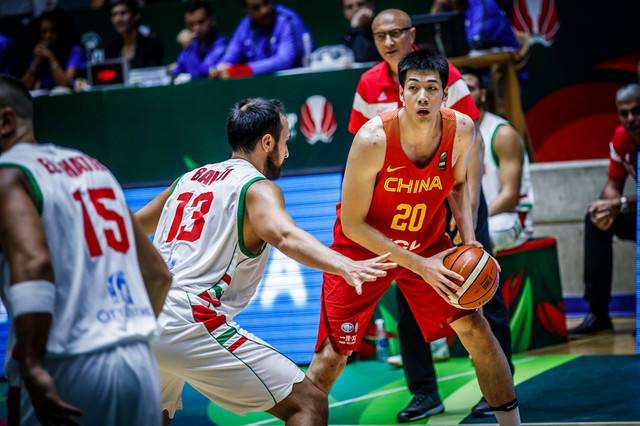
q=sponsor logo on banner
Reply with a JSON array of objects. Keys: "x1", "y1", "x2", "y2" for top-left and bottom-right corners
[
  {"x1": 512, "y1": 0, "x2": 559, "y2": 46},
  {"x1": 300, "y1": 95, "x2": 337, "y2": 145}
]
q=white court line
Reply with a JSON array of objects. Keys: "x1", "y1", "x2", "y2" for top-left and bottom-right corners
[{"x1": 245, "y1": 357, "x2": 538, "y2": 426}]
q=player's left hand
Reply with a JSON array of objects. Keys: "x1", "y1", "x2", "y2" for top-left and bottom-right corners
[
  {"x1": 22, "y1": 364, "x2": 82, "y2": 426},
  {"x1": 463, "y1": 240, "x2": 501, "y2": 272}
]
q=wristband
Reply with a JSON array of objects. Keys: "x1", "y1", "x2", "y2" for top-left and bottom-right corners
[{"x1": 8, "y1": 280, "x2": 55, "y2": 318}]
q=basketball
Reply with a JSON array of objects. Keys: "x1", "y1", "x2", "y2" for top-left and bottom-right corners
[{"x1": 443, "y1": 245, "x2": 499, "y2": 310}]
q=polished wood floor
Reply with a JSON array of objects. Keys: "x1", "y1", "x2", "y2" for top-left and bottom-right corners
[{"x1": 525, "y1": 317, "x2": 636, "y2": 356}]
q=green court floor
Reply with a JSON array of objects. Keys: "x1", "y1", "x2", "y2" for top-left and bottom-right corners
[{"x1": 169, "y1": 354, "x2": 640, "y2": 425}]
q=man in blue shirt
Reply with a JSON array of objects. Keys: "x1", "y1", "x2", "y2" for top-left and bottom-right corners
[
  {"x1": 210, "y1": 0, "x2": 315, "y2": 79},
  {"x1": 173, "y1": 0, "x2": 228, "y2": 80}
]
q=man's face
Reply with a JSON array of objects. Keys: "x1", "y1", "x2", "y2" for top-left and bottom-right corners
[
  {"x1": 400, "y1": 70, "x2": 446, "y2": 122},
  {"x1": 265, "y1": 114, "x2": 290, "y2": 179},
  {"x1": 342, "y1": 0, "x2": 370, "y2": 21},
  {"x1": 462, "y1": 73, "x2": 485, "y2": 109},
  {"x1": 617, "y1": 98, "x2": 640, "y2": 138},
  {"x1": 245, "y1": 0, "x2": 275, "y2": 28},
  {"x1": 372, "y1": 15, "x2": 415, "y2": 71},
  {"x1": 40, "y1": 19, "x2": 57, "y2": 46},
  {"x1": 111, "y1": 4, "x2": 135, "y2": 34},
  {"x1": 185, "y1": 8, "x2": 212, "y2": 41}
]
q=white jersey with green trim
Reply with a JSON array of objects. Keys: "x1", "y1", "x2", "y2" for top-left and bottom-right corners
[
  {"x1": 479, "y1": 112, "x2": 534, "y2": 231},
  {"x1": 153, "y1": 158, "x2": 270, "y2": 319},
  {"x1": 0, "y1": 143, "x2": 156, "y2": 359}
]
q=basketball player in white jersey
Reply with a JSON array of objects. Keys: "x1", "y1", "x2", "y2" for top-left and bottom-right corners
[
  {"x1": 135, "y1": 98, "x2": 396, "y2": 425},
  {"x1": 0, "y1": 75, "x2": 172, "y2": 425},
  {"x1": 461, "y1": 70, "x2": 534, "y2": 252}
]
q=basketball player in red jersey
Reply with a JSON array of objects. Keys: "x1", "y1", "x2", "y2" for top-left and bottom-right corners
[{"x1": 307, "y1": 50, "x2": 520, "y2": 425}]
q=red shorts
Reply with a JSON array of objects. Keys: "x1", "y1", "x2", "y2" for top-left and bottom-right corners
[{"x1": 315, "y1": 234, "x2": 474, "y2": 355}]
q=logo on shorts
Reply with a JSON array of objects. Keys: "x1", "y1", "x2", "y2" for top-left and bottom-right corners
[
  {"x1": 341, "y1": 322, "x2": 355, "y2": 333},
  {"x1": 300, "y1": 95, "x2": 336, "y2": 145}
]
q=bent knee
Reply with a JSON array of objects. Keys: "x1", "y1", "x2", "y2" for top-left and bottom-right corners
[{"x1": 452, "y1": 312, "x2": 492, "y2": 339}]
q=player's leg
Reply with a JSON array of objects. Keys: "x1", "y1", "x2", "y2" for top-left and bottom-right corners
[
  {"x1": 307, "y1": 270, "x2": 395, "y2": 394},
  {"x1": 395, "y1": 288, "x2": 443, "y2": 422},
  {"x1": 267, "y1": 377, "x2": 328, "y2": 425},
  {"x1": 449, "y1": 312, "x2": 520, "y2": 425},
  {"x1": 307, "y1": 337, "x2": 350, "y2": 394}
]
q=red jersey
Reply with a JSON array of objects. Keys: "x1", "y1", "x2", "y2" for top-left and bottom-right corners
[
  {"x1": 348, "y1": 61, "x2": 479, "y2": 134},
  {"x1": 608, "y1": 125, "x2": 638, "y2": 184},
  {"x1": 333, "y1": 108, "x2": 458, "y2": 257}
]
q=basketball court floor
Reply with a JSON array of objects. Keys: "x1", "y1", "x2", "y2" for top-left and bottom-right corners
[
  {"x1": 167, "y1": 317, "x2": 638, "y2": 426},
  {"x1": 0, "y1": 318, "x2": 635, "y2": 425}
]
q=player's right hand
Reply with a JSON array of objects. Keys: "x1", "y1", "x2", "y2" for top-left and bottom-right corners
[
  {"x1": 418, "y1": 247, "x2": 464, "y2": 301},
  {"x1": 23, "y1": 365, "x2": 82, "y2": 426},
  {"x1": 342, "y1": 253, "x2": 396, "y2": 295}
]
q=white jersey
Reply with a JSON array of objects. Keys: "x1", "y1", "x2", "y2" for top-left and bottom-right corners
[
  {"x1": 0, "y1": 143, "x2": 156, "y2": 359},
  {"x1": 153, "y1": 159, "x2": 270, "y2": 319},
  {"x1": 479, "y1": 112, "x2": 535, "y2": 233}
]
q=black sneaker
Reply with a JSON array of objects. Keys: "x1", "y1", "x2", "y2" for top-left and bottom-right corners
[
  {"x1": 471, "y1": 397, "x2": 493, "y2": 417},
  {"x1": 569, "y1": 313, "x2": 613, "y2": 335},
  {"x1": 397, "y1": 392, "x2": 444, "y2": 423}
]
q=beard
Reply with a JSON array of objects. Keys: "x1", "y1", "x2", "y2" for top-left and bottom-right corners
[{"x1": 264, "y1": 149, "x2": 282, "y2": 179}]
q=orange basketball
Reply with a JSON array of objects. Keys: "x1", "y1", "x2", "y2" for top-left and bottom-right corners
[{"x1": 443, "y1": 245, "x2": 499, "y2": 310}]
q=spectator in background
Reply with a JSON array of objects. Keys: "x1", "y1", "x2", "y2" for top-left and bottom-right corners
[
  {"x1": 430, "y1": 0, "x2": 519, "y2": 52},
  {"x1": 462, "y1": 69, "x2": 533, "y2": 252},
  {"x1": 570, "y1": 84, "x2": 639, "y2": 335},
  {"x1": 348, "y1": 9, "x2": 477, "y2": 134},
  {"x1": 21, "y1": 11, "x2": 86, "y2": 90},
  {"x1": 105, "y1": 0, "x2": 163, "y2": 69},
  {"x1": 173, "y1": 0, "x2": 228, "y2": 80},
  {"x1": 210, "y1": 0, "x2": 315, "y2": 79},
  {"x1": 341, "y1": 0, "x2": 379, "y2": 63}
]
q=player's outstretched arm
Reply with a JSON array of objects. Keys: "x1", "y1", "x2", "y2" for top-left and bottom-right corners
[
  {"x1": 130, "y1": 212, "x2": 172, "y2": 316},
  {"x1": 244, "y1": 180, "x2": 396, "y2": 294},
  {"x1": 447, "y1": 112, "x2": 480, "y2": 247},
  {"x1": 0, "y1": 167, "x2": 81, "y2": 425},
  {"x1": 135, "y1": 184, "x2": 173, "y2": 234}
]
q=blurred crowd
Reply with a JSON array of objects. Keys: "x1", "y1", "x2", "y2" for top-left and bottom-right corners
[{"x1": 0, "y1": 0, "x2": 522, "y2": 92}]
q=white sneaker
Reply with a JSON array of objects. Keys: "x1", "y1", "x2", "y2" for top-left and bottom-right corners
[
  {"x1": 430, "y1": 338, "x2": 450, "y2": 362},
  {"x1": 387, "y1": 354, "x2": 403, "y2": 367}
]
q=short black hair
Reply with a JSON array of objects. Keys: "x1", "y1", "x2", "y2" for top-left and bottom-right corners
[
  {"x1": 110, "y1": 0, "x2": 140, "y2": 16},
  {"x1": 398, "y1": 50, "x2": 449, "y2": 88},
  {"x1": 185, "y1": 0, "x2": 212, "y2": 16},
  {"x1": 0, "y1": 75, "x2": 33, "y2": 120},
  {"x1": 227, "y1": 98, "x2": 285, "y2": 153}
]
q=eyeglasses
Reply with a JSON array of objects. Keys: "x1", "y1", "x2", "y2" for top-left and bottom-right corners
[{"x1": 373, "y1": 27, "x2": 411, "y2": 42}]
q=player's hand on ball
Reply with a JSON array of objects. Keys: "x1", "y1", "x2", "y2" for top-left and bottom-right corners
[
  {"x1": 342, "y1": 252, "x2": 396, "y2": 295},
  {"x1": 23, "y1": 364, "x2": 82, "y2": 425},
  {"x1": 419, "y1": 247, "x2": 464, "y2": 301}
]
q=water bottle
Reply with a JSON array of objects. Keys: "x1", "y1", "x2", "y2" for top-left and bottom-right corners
[{"x1": 375, "y1": 318, "x2": 390, "y2": 363}]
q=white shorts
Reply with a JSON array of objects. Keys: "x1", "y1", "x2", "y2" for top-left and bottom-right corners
[
  {"x1": 489, "y1": 212, "x2": 530, "y2": 252},
  {"x1": 17, "y1": 341, "x2": 161, "y2": 426},
  {"x1": 153, "y1": 289, "x2": 305, "y2": 417}
]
